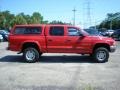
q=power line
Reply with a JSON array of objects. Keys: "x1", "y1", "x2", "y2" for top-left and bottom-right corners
[{"x1": 72, "y1": 7, "x2": 77, "y2": 26}]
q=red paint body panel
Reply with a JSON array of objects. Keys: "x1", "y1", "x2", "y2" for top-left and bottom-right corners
[{"x1": 8, "y1": 24, "x2": 116, "y2": 54}]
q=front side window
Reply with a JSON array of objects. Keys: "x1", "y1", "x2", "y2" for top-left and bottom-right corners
[
  {"x1": 15, "y1": 27, "x2": 42, "y2": 34},
  {"x1": 68, "y1": 28, "x2": 80, "y2": 36},
  {"x1": 49, "y1": 26, "x2": 64, "y2": 36}
]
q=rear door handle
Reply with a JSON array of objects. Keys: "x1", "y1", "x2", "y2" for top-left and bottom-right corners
[{"x1": 48, "y1": 39, "x2": 52, "y2": 42}]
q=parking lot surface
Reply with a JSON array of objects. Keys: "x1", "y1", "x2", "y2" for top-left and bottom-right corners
[{"x1": 0, "y1": 42, "x2": 120, "y2": 90}]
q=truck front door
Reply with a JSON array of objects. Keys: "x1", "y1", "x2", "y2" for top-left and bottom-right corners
[{"x1": 66, "y1": 27, "x2": 92, "y2": 53}]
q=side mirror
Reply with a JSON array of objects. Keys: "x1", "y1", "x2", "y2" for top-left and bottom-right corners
[{"x1": 79, "y1": 33, "x2": 84, "y2": 37}]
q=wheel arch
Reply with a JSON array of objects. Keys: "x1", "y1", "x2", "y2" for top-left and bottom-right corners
[
  {"x1": 93, "y1": 43, "x2": 110, "y2": 53},
  {"x1": 21, "y1": 41, "x2": 41, "y2": 53}
]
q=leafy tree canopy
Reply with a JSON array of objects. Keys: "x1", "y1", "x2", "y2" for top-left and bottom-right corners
[{"x1": 98, "y1": 12, "x2": 120, "y2": 30}]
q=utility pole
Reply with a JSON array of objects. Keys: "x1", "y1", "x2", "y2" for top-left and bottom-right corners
[
  {"x1": 84, "y1": 0, "x2": 92, "y2": 28},
  {"x1": 110, "y1": 20, "x2": 113, "y2": 30},
  {"x1": 72, "y1": 7, "x2": 77, "y2": 26}
]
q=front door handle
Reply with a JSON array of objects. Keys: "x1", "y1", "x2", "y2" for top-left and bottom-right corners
[{"x1": 66, "y1": 40, "x2": 71, "y2": 42}]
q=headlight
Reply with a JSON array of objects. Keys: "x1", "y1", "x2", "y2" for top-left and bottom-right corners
[
  {"x1": 0, "y1": 35, "x2": 3, "y2": 39},
  {"x1": 110, "y1": 41, "x2": 116, "y2": 46},
  {"x1": 113, "y1": 41, "x2": 116, "y2": 46},
  {"x1": 107, "y1": 40, "x2": 116, "y2": 46}
]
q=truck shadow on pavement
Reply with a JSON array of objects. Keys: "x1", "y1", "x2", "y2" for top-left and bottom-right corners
[{"x1": 0, "y1": 55, "x2": 96, "y2": 63}]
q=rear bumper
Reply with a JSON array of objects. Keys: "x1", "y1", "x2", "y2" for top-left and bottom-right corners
[
  {"x1": 6, "y1": 46, "x2": 21, "y2": 54},
  {"x1": 110, "y1": 45, "x2": 116, "y2": 52},
  {"x1": 6, "y1": 47, "x2": 9, "y2": 50}
]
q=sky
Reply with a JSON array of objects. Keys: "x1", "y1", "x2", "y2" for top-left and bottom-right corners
[{"x1": 0, "y1": 0, "x2": 120, "y2": 28}]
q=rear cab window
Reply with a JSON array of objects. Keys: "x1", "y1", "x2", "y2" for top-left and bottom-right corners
[{"x1": 14, "y1": 27, "x2": 42, "y2": 35}]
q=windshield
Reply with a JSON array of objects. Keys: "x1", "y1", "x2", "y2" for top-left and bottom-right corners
[
  {"x1": 81, "y1": 29, "x2": 89, "y2": 35},
  {"x1": 84, "y1": 29, "x2": 100, "y2": 36}
]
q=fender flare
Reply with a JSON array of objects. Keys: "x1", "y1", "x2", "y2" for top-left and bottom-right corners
[{"x1": 20, "y1": 40, "x2": 42, "y2": 52}]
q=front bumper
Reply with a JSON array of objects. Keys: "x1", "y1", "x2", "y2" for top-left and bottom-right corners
[{"x1": 110, "y1": 45, "x2": 116, "y2": 52}]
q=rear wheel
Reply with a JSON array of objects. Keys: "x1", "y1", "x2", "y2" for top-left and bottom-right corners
[
  {"x1": 23, "y1": 47, "x2": 39, "y2": 63},
  {"x1": 93, "y1": 47, "x2": 109, "y2": 63}
]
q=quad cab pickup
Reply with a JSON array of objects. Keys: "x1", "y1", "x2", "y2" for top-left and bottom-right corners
[{"x1": 8, "y1": 24, "x2": 116, "y2": 63}]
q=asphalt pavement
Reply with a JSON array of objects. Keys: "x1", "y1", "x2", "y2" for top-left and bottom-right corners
[{"x1": 0, "y1": 42, "x2": 120, "y2": 90}]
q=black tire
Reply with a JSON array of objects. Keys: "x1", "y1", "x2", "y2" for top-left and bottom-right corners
[
  {"x1": 93, "y1": 47, "x2": 109, "y2": 63},
  {"x1": 23, "y1": 47, "x2": 39, "y2": 63},
  {"x1": 39, "y1": 52, "x2": 43, "y2": 56},
  {"x1": 89, "y1": 54, "x2": 93, "y2": 57}
]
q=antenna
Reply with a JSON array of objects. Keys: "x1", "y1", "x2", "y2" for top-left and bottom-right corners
[{"x1": 72, "y1": 7, "x2": 77, "y2": 26}]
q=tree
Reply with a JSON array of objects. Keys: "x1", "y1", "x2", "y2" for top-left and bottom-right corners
[
  {"x1": 49, "y1": 20, "x2": 71, "y2": 25},
  {"x1": 0, "y1": 11, "x2": 15, "y2": 29},
  {"x1": 50, "y1": 20, "x2": 64, "y2": 24},
  {"x1": 18, "y1": 13, "x2": 31, "y2": 24},
  {"x1": 98, "y1": 12, "x2": 120, "y2": 30},
  {"x1": 0, "y1": 13, "x2": 5, "y2": 29},
  {"x1": 30, "y1": 12, "x2": 43, "y2": 24},
  {"x1": 0, "y1": 11, "x2": 48, "y2": 29},
  {"x1": 10, "y1": 15, "x2": 27, "y2": 27},
  {"x1": 42, "y1": 20, "x2": 48, "y2": 24}
]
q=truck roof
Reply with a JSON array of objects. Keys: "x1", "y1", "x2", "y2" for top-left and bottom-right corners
[{"x1": 14, "y1": 24, "x2": 74, "y2": 27}]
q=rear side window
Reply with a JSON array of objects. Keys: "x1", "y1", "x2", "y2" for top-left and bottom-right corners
[
  {"x1": 14, "y1": 27, "x2": 42, "y2": 34},
  {"x1": 49, "y1": 26, "x2": 64, "y2": 36}
]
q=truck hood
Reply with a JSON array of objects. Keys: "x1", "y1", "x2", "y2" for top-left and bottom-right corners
[
  {"x1": 87, "y1": 35, "x2": 115, "y2": 45},
  {"x1": 91, "y1": 36, "x2": 113, "y2": 40}
]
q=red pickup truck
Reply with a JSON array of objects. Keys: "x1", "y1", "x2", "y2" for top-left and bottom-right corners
[{"x1": 8, "y1": 24, "x2": 116, "y2": 63}]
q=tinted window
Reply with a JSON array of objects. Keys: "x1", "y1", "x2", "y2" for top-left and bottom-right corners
[
  {"x1": 84, "y1": 29, "x2": 100, "y2": 36},
  {"x1": 68, "y1": 28, "x2": 80, "y2": 36},
  {"x1": 50, "y1": 27, "x2": 64, "y2": 36},
  {"x1": 15, "y1": 27, "x2": 42, "y2": 34}
]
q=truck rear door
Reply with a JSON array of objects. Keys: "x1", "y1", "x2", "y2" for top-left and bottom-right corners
[{"x1": 45, "y1": 25, "x2": 68, "y2": 53}]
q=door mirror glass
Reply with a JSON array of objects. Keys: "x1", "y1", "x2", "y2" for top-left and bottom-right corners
[{"x1": 79, "y1": 33, "x2": 84, "y2": 36}]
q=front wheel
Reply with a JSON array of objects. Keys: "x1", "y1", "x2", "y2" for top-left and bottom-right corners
[
  {"x1": 93, "y1": 47, "x2": 109, "y2": 63},
  {"x1": 23, "y1": 47, "x2": 39, "y2": 63}
]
